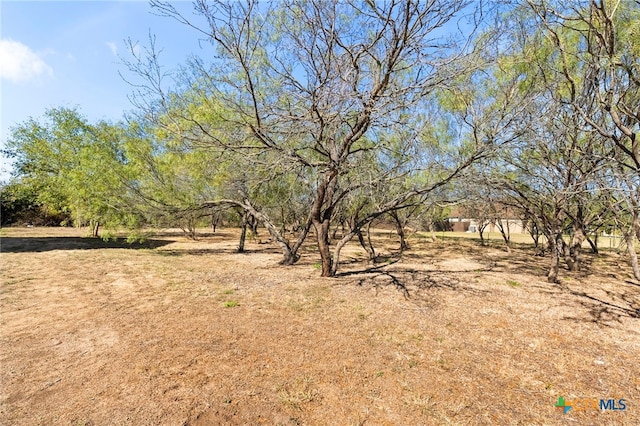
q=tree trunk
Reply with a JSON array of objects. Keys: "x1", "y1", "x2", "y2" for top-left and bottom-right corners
[
  {"x1": 562, "y1": 237, "x2": 575, "y2": 271},
  {"x1": 282, "y1": 217, "x2": 312, "y2": 265},
  {"x1": 201, "y1": 199, "x2": 301, "y2": 264},
  {"x1": 332, "y1": 228, "x2": 358, "y2": 276},
  {"x1": 478, "y1": 222, "x2": 488, "y2": 246},
  {"x1": 91, "y1": 221, "x2": 100, "y2": 238},
  {"x1": 365, "y1": 221, "x2": 376, "y2": 261},
  {"x1": 310, "y1": 171, "x2": 338, "y2": 277},
  {"x1": 238, "y1": 211, "x2": 248, "y2": 253},
  {"x1": 240, "y1": 200, "x2": 295, "y2": 263},
  {"x1": 567, "y1": 222, "x2": 585, "y2": 271},
  {"x1": 182, "y1": 215, "x2": 198, "y2": 240},
  {"x1": 625, "y1": 231, "x2": 640, "y2": 281},
  {"x1": 332, "y1": 226, "x2": 339, "y2": 240},
  {"x1": 495, "y1": 218, "x2": 511, "y2": 253},
  {"x1": 356, "y1": 228, "x2": 375, "y2": 263},
  {"x1": 547, "y1": 229, "x2": 563, "y2": 283},
  {"x1": 390, "y1": 211, "x2": 409, "y2": 251},
  {"x1": 190, "y1": 219, "x2": 197, "y2": 240},
  {"x1": 211, "y1": 208, "x2": 219, "y2": 232},
  {"x1": 586, "y1": 232, "x2": 599, "y2": 254},
  {"x1": 314, "y1": 219, "x2": 333, "y2": 276},
  {"x1": 421, "y1": 221, "x2": 434, "y2": 242},
  {"x1": 526, "y1": 218, "x2": 540, "y2": 249},
  {"x1": 565, "y1": 205, "x2": 586, "y2": 271},
  {"x1": 248, "y1": 214, "x2": 258, "y2": 238},
  {"x1": 331, "y1": 218, "x2": 381, "y2": 275}
]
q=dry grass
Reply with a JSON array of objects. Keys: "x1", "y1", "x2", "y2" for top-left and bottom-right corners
[
  {"x1": 1, "y1": 226, "x2": 638, "y2": 425},
  {"x1": 417, "y1": 229, "x2": 630, "y2": 252}
]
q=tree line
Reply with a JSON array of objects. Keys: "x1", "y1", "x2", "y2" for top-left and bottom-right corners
[{"x1": 2, "y1": 0, "x2": 638, "y2": 281}]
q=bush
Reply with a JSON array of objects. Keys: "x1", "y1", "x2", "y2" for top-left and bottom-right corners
[{"x1": 0, "y1": 181, "x2": 71, "y2": 227}]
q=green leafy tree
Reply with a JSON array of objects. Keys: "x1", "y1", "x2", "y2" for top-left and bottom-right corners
[{"x1": 6, "y1": 107, "x2": 131, "y2": 236}]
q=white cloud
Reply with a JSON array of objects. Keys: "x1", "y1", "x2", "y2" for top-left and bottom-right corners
[
  {"x1": 0, "y1": 39, "x2": 53, "y2": 83},
  {"x1": 106, "y1": 41, "x2": 118, "y2": 56}
]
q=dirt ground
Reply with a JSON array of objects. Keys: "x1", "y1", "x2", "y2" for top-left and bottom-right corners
[{"x1": 1, "y1": 227, "x2": 638, "y2": 425}]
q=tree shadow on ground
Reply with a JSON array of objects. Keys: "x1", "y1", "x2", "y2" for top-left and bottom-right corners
[
  {"x1": 148, "y1": 230, "x2": 236, "y2": 239},
  {"x1": 0, "y1": 237, "x2": 173, "y2": 253},
  {"x1": 397, "y1": 242, "x2": 550, "y2": 278},
  {"x1": 469, "y1": 245, "x2": 553, "y2": 275},
  {"x1": 336, "y1": 247, "x2": 640, "y2": 326},
  {"x1": 337, "y1": 260, "x2": 491, "y2": 300},
  {"x1": 155, "y1": 246, "x2": 283, "y2": 257},
  {"x1": 561, "y1": 286, "x2": 640, "y2": 326}
]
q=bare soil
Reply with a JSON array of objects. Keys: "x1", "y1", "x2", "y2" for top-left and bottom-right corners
[{"x1": 1, "y1": 227, "x2": 638, "y2": 425}]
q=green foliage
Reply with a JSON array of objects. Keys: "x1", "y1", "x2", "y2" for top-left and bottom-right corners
[
  {"x1": 0, "y1": 180, "x2": 70, "y2": 226},
  {"x1": 6, "y1": 0, "x2": 637, "y2": 280},
  {"x1": 5, "y1": 107, "x2": 138, "y2": 234},
  {"x1": 100, "y1": 231, "x2": 117, "y2": 242},
  {"x1": 125, "y1": 232, "x2": 148, "y2": 244}
]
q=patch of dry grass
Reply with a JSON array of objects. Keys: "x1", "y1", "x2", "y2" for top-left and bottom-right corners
[{"x1": 1, "y1": 226, "x2": 638, "y2": 425}]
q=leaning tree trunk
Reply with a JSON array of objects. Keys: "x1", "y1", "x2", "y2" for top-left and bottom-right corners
[
  {"x1": 331, "y1": 219, "x2": 379, "y2": 276},
  {"x1": 585, "y1": 232, "x2": 599, "y2": 254},
  {"x1": 494, "y1": 218, "x2": 511, "y2": 253},
  {"x1": 365, "y1": 221, "x2": 376, "y2": 261},
  {"x1": 390, "y1": 211, "x2": 409, "y2": 251},
  {"x1": 201, "y1": 198, "x2": 303, "y2": 264},
  {"x1": 240, "y1": 200, "x2": 296, "y2": 264},
  {"x1": 282, "y1": 216, "x2": 313, "y2": 265},
  {"x1": 332, "y1": 228, "x2": 359, "y2": 276},
  {"x1": 356, "y1": 229, "x2": 375, "y2": 263}
]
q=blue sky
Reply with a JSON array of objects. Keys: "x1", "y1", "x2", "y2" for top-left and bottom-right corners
[
  {"x1": 0, "y1": 1, "x2": 479, "y2": 181},
  {"x1": 0, "y1": 0, "x2": 204, "y2": 180}
]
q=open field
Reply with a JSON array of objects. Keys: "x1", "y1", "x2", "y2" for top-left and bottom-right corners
[{"x1": 1, "y1": 227, "x2": 639, "y2": 425}]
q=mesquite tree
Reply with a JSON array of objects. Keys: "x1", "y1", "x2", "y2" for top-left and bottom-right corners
[
  {"x1": 126, "y1": 0, "x2": 492, "y2": 276},
  {"x1": 523, "y1": 0, "x2": 640, "y2": 280}
]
